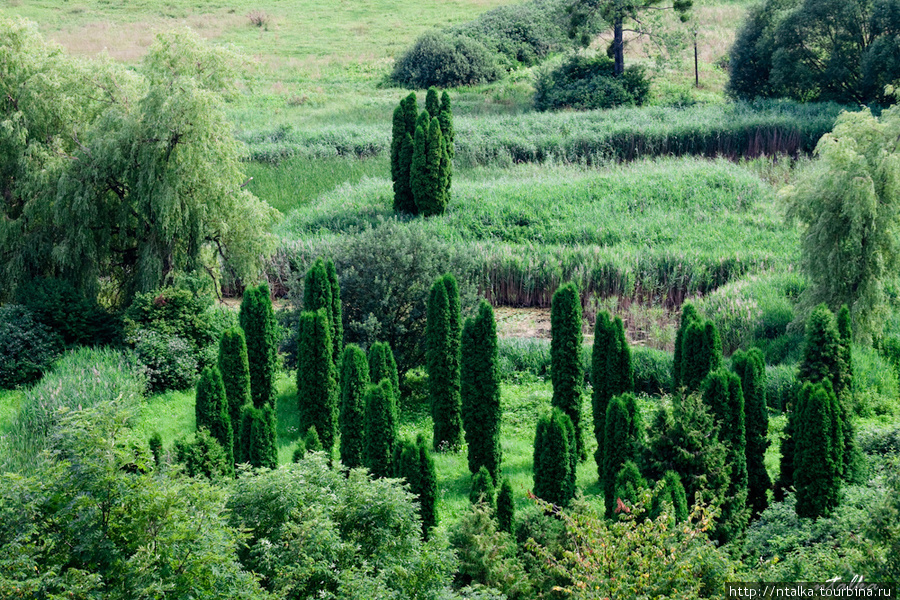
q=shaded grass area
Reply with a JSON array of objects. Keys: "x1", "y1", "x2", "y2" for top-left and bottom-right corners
[{"x1": 277, "y1": 158, "x2": 798, "y2": 306}]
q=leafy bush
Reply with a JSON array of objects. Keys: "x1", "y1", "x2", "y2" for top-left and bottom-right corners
[
  {"x1": 0, "y1": 305, "x2": 63, "y2": 389},
  {"x1": 173, "y1": 428, "x2": 232, "y2": 479},
  {"x1": 391, "y1": 31, "x2": 501, "y2": 89},
  {"x1": 2, "y1": 347, "x2": 147, "y2": 472},
  {"x1": 631, "y1": 346, "x2": 673, "y2": 396},
  {"x1": 131, "y1": 329, "x2": 199, "y2": 392},
  {"x1": 15, "y1": 277, "x2": 121, "y2": 346},
  {"x1": 534, "y1": 53, "x2": 650, "y2": 112}
]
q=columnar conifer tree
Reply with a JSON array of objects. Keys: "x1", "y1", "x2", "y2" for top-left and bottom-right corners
[
  {"x1": 673, "y1": 303, "x2": 700, "y2": 391},
  {"x1": 680, "y1": 319, "x2": 722, "y2": 393},
  {"x1": 794, "y1": 381, "x2": 842, "y2": 518},
  {"x1": 364, "y1": 379, "x2": 397, "y2": 478},
  {"x1": 340, "y1": 344, "x2": 369, "y2": 469},
  {"x1": 410, "y1": 116, "x2": 450, "y2": 217},
  {"x1": 391, "y1": 93, "x2": 418, "y2": 213},
  {"x1": 439, "y1": 91, "x2": 454, "y2": 161},
  {"x1": 326, "y1": 260, "x2": 343, "y2": 361},
  {"x1": 297, "y1": 308, "x2": 338, "y2": 454},
  {"x1": 425, "y1": 87, "x2": 440, "y2": 118},
  {"x1": 303, "y1": 426, "x2": 323, "y2": 453},
  {"x1": 836, "y1": 304, "x2": 855, "y2": 476},
  {"x1": 428, "y1": 275, "x2": 463, "y2": 451},
  {"x1": 368, "y1": 341, "x2": 400, "y2": 402},
  {"x1": 470, "y1": 465, "x2": 497, "y2": 511},
  {"x1": 218, "y1": 327, "x2": 251, "y2": 463},
  {"x1": 239, "y1": 283, "x2": 277, "y2": 409},
  {"x1": 461, "y1": 300, "x2": 501, "y2": 480},
  {"x1": 497, "y1": 477, "x2": 515, "y2": 534},
  {"x1": 732, "y1": 348, "x2": 770, "y2": 517},
  {"x1": 651, "y1": 471, "x2": 689, "y2": 523},
  {"x1": 592, "y1": 311, "x2": 633, "y2": 483},
  {"x1": 702, "y1": 369, "x2": 749, "y2": 543},
  {"x1": 613, "y1": 461, "x2": 646, "y2": 511},
  {"x1": 240, "y1": 403, "x2": 277, "y2": 469},
  {"x1": 303, "y1": 258, "x2": 343, "y2": 369},
  {"x1": 195, "y1": 366, "x2": 233, "y2": 470},
  {"x1": 416, "y1": 433, "x2": 438, "y2": 538},
  {"x1": 533, "y1": 408, "x2": 577, "y2": 507},
  {"x1": 602, "y1": 393, "x2": 643, "y2": 517},
  {"x1": 551, "y1": 282, "x2": 585, "y2": 460}
]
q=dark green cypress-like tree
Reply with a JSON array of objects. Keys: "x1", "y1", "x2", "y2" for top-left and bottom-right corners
[
  {"x1": 439, "y1": 91, "x2": 454, "y2": 161},
  {"x1": 702, "y1": 369, "x2": 749, "y2": 544},
  {"x1": 303, "y1": 425, "x2": 323, "y2": 453},
  {"x1": 470, "y1": 465, "x2": 497, "y2": 511},
  {"x1": 836, "y1": 304, "x2": 855, "y2": 477},
  {"x1": 340, "y1": 344, "x2": 369, "y2": 469},
  {"x1": 733, "y1": 348, "x2": 770, "y2": 518},
  {"x1": 461, "y1": 300, "x2": 501, "y2": 480},
  {"x1": 497, "y1": 477, "x2": 515, "y2": 534},
  {"x1": 239, "y1": 283, "x2": 277, "y2": 409},
  {"x1": 364, "y1": 378, "x2": 397, "y2": 478},
  {"x1": 394, "y1": 437, "x2": 420, "y2": 483},
  {"x1": 425, "y1": 86, "x2": 440, "y2": 117},
  {"x1": 291, "y1": 438, "x2": 306, "y2": 462},
  {"x1": 416, "y1": 433, "x2": 438, "y2": 538},
  {"x1": 149, "y1": 431, "x2": 163, "y2": 467},
  {"x1": 681, "y1": 319, "x2": 722, "y2": 393},
  {"x1": 775, "y1": 408, "x2": 796, "y2": 502},
  {"x1": 533, "y1": 408, "x2": 576, "y2": 507},
  {"x1": 368, "y1": 341, "x2": 400, "y2": 402},
  {"x1": 613, "y1": 460, "x2": 646, "y2": 513},
  {"x1": 410, "y1": 124, "x2": 428, "y2": 215},
  {"x1": 794, "y1": 381, "x2": 842, "y2": 518},
  {"x1": 602, "y1": 393, "x2": 643, "y2": 517},
  {"x1": 551, "y1": 281, "x2": 585, "y2": 460},
  {"x1": 592, "y1": 311, "x2": 633, "y2": 483},
  {"x1": 240, "y1": 403, "x2": 277, "y2": 469},
  {"x1": 443, "y1": 274, "x2": 462, "y2": 392},
  {"x1": 651, "y1": 471, "x2": 689, "y2": 523},
  {"x1": 297, "y1": 308, "x2": 338, "y2": 454},
  {"x1": 427, "y1": 276, "x2": 463, "y2": 451},
  {"x1": 419, "y1": 118, "x2": 446, "y2": 217},
  {"x1": 673, "y1": 303, "x2": 700, "y2": 391},
  {"x1": 195, "y1": 366, "x2": 233, "y2": 471},
  {"x1": 391, "y1": 93, "x2": 419, "y2": 213},
  {"x1": 304, "y1": 257, "x2": 343, "y2": 369},
  {"x1": 326, "y1": 259, "x2": 343, "y2": 361},
  {"x1": 218, "y1": 327, "x2": 251, "y2": 464}
]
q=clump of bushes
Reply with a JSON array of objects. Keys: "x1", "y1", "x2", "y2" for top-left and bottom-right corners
[
  {"x1": 15, "y1": 277, "x2": 121, "y2": 347},
  {"x1": 0, "y1": 305, "x2": 63, "y2": 389},
  {"x1": 533, "y1": 53, "x2": 650, "y2": 111},
  {"x1": 391, "y1": 32, "x2": 501, "y2": 89}
]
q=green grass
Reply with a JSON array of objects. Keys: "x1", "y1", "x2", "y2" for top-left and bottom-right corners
[{"x1": 0, "y1": 389, "x2": 24, "y2": 434}]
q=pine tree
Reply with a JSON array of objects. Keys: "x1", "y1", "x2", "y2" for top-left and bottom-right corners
[
  {"x1": 416, "y1": 433, "x2": 438, "y2": 538},
  {"x1": 592, "y1": 311, "x2": 632, "y2": 484},
  {"x1": 673, "y1": 303, "x2": 700, "y2": 391},
  {"x1": 297, "y1": 308, "x2": 338, "y2": 454},
  {"x1": 702, "y1": 369, "x2": 749, "y2": 544},
  {"x1": 733, "y1": 348, "x2": 770, "y2": 517},
  {"x1": 461, "y1": 300, "x2": 501, "y2": 480},
  {"x1": 794, "y1": 381, "x2": 842, "y2": 518},
  {"x1": 239, "y1": 283, "x2": 277, "y2": 409},
  {"x1": 497, "y1": 477, "x2": 515, "y2": 534},
  {"x1": 533, "y1": 408, "x2": 576, "y2": 507},
  {"x1": 551, "y1": 282, "x2": 585, "y2": 460},
  {"x1": 602, "y1": 394, "x2": 643, "y2": 517},
  {"x1": 340, "y1": 344, "x2": 369, "y2": 469},
  {"x1": 470, "y1": 465, "x2": 497, "y2": 511},
  {"x1": 428, "y1": 276, "x2": 463, "y2": 451},
  {"x1": 391, "y1": 93, "x2": 418, "y2": 213},
  {"x1": 364, "y1": 379, "x2": 397, "y2": 478},
  {"x1": 195, "y1": 366, "x2": 233, "y2": 471},
  {"x1": 368, "y1": 341, "x2": 400, "y2": 402},
  {"x1": 218, "y1": 327, "x2": 251, "y2": 466}
]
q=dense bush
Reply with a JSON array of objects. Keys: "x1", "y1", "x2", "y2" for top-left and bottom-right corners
[
  {"x1": 0, "y1": 305, "x2": 63, "y2": 389},
  {"x1": 15, "y1": 277, "x2": 121, "y2": 346},
  {"x1": 534, "y1": 53, "x2": 650, "y2": 112},
  {"x1": 391, "y1": 31, "x2": 501, "y2": 89},
  {"x1": 131, "y1": 328, "x2": 199, "y2": 392},
  {"x1": 174, "y1": 428, "x2": 232, "y2": 480},
  {"x1": 631, "y1": 346, "x2": 673, "y2": 396}
]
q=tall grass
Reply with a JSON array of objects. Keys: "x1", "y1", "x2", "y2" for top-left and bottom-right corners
[
  {"x1": 277, "y1": 158, "x2": 797, "y2": 307},
  {"x1": 239, "y1": 100, "x2": 848, "y2": 167},
  {"x1": 1, "y1": 347, "x2": 148, "y2": 473}
]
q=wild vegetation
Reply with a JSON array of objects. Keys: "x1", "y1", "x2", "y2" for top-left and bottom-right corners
[{"x1": 2, "y1": 0, "x2": 900, "y2": 596}]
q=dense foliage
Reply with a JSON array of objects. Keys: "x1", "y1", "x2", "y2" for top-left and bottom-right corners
[
  {"x1": 592, "y1": 311, "x2": 633, "y2": 481},
  {"x1": 0, "y1": 305, "x2": 62, "y2": 389},
  {"x1": 297, "y1": 308, "x2": 338, "y2": 453},
  {"x1": 339, "y1": 344, "x2": 370, "y2": 469},
  {"x1": 550, "y1": 282, "x2": 585, "y2": 459},
  {"x1": 461, "y1": 300, "x2": 502, "y2": 480},
  {"x1": 534, "y1": 53, "x2": 650, "y2": 111},
  {"x1": 428, "y1": 274, "x2": 464, "y2": 450}
]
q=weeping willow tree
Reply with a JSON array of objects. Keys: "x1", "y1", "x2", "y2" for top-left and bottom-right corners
[
  {"x1": 0, "y1": 19, "x2": 277, "y2": 305},
  {"x1": 783, "y1": 106, "x2": 900, "y2": 342}
]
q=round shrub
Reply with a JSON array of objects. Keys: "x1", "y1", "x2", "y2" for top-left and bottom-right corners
[
  {"x1": 131, "y1": 329, "x2": 199, "y2": 392},
  {"x1": 0, "y1": 305, "x2": 63, "y2": 389},
  {"x1": 631, "y1": 346, "x2": 673, "y2": 396},
  {"x1": 391, "y1": 31, "x2": 502, "y2": 89},
  {"x1": 534, "y1": 53, "x2": 650, "y2": 112}
]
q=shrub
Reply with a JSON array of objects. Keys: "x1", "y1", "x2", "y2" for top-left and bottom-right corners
[
  {"x1": 0, "y1": 305, "x2": 63, "y2": 389},
  {"x1": 534, "y1": 53, "x2": 650, "y2": 112},
  {"x1": 391, "y1": 31, "x2": 501, "y2": 89},
  {"x1": 15, "y1": 277, "x2": 120, "y2": 347},
  {"x1": 131, "y1": 328, "x2": 198, "y2": 392},
  {"x1": 174, "y1": 428, "x2": 231, "y2": 480},
  {"x1": 631, "y1": 346, "x2": 673, "y2": 396},
  {"x1": 124, "y1": 287, "x2": 216, "y2": 356}
]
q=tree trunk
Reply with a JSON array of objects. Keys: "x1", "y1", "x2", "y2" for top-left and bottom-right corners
[{"x1": 613, "y1": 18, "x2": 624, "y2": 77}]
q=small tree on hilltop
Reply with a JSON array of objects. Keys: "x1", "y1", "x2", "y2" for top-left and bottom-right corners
[
  {"x1": 551, "y1": 282, "x2": 585, "y2": 460},
  {"x1": 462, "y1": 300, "x2": 502, "y2": 481}
]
